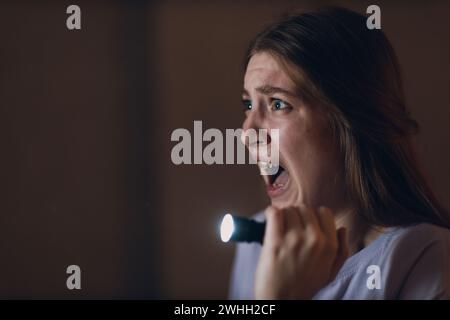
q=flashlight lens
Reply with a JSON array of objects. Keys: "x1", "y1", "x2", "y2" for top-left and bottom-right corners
[{"x1": 220, "y1": 214, "x2": 234, "y2": 242}]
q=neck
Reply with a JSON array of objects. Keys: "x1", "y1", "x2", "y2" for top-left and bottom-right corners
[{"x1": 334, "y1": 208, "x2": 384, "y2": 255}]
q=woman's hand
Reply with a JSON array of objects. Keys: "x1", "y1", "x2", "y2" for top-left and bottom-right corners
[{"x1": 254, "y1": 206, "x2": 349, "y2": 299}]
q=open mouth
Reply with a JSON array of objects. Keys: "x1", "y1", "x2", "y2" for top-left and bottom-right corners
[
  {"x1": 258, "y1": 162, "x2": 290, "y2": 197},
  {"x1": 269, "y1": 165, "x2": 287, "y2": 186}
]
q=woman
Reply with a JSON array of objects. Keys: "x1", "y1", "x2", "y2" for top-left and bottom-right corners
[{"x1": 229, "y1": 7, "x2": 450, "y2": 299}]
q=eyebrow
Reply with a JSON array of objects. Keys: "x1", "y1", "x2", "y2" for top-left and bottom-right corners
[{"x1": 242, "y1": 85, "x2": 296, "y2": 98}]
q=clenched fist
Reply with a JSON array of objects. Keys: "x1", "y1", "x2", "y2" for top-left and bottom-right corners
[{"x1": 255, "y1": 206, "x2": 349, "y2": 299}]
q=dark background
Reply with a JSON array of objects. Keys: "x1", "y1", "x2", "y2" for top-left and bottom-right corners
[{"x1": 0, "y1": 0, "x2": 449, "y2": 298}]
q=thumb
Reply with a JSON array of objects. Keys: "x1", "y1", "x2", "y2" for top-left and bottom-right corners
[{"x1": 329, "y1": 227, "x2": 350, "y2": 281}]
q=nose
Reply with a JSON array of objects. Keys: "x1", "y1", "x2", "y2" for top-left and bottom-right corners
[{"x1": 241, "y1": 108, "x2": 272, "y2": 161}]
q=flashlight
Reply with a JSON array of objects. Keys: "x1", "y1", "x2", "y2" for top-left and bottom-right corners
[{"x1": 220, "y1": 213, "x2": 266, "y2": 244}]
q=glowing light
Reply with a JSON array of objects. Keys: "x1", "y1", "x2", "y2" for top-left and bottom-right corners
[{"x1": 220, "y1": 214, "x2": 234, "y2": 243}]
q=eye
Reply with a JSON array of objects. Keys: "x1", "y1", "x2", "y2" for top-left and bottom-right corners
[
  {"x1": 271, "y1": 99, "x2": 290, "y2": 111},
  {"x1": 242, "y1": 99, "x2": 253, "y2": 112}
]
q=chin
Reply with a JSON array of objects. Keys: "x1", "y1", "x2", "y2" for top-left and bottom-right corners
[{"x1": 270, "y1": 190, "x2": 300, "y2": 209}]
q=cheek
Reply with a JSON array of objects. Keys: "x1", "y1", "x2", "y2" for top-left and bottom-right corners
[
  {"x1": 275, "y1": 117, "x2": 306, "y2": 157},
  {"x1": 268, "y1": 109, "x2": 336, "y2": 164},
  {"x1": 279, "y1": 115, "x2": 337, "y2": 173},
  {"x1": 278, "y1": 126, "x2": 301, "y2": 154}
]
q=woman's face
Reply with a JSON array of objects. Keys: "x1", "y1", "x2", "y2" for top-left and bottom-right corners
[{"x1": 242, "y1": 52, "x2": 345, "y2": 210}]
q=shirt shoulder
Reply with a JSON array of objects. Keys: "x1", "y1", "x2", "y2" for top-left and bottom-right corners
[
  {"x1": 315, "y1": 223, "x2": 450, "y2": 300},
  {"x1": 382, "y1": 223, "x2": 450, "y2": 299}
]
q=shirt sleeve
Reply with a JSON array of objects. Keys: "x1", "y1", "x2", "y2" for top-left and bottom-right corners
[
  {"x1": 228, "y1": 211, "x2": 265, "y2": 300},
  {"x1": 228, "y1": 243, "x2": 246, "y2": 300},
  {"x1": 228, "y1": 241, "x2": 262, "y2": 300}
]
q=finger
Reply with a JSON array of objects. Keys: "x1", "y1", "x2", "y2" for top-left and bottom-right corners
[
  {"x1": 284, "y1": 206, "x2": 304, "y2": 232},
  {"x1": 329, "y1": 227, "x2": 350, "y2": 281},
  {"x1": 299, "y1": 205, "x2": 321, "y2": 234},
  {"x1": 317, "y1": 206, "x2": 338, "y2": 243},
  {"x1": 263, "y1": 206, "x2": 285, "y2": 248}
]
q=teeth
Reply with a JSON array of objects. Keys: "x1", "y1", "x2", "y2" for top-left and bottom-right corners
[
  {"x1": 273, "y1": 182, "x2": 284, "y2": 188},
  {"x1": 257, "y1": 162, "x2": 279, "y2": 176}
]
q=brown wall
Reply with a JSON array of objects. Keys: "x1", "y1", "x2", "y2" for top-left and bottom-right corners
[
  {"x1": 0, "y1": 1, "x2": 159, "y2": 298},
  {"x1": 0, "y1": 0, "x2": 449, "y2": 298}
]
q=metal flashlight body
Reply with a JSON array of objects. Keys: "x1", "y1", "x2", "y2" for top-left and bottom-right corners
[{"x1": 220, "y1": 213, "x2": 266, "y2": 244}]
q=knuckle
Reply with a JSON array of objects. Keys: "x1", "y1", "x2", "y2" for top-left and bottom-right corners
[
  {"x1": 306, "y1": 234, "x2": 324, "y2": 250},
  {"x1": 266, "y1": 206, "x2": 277, "y2": 216},
  {"x1": 285, "y1": 231, "x2": 303, "y2": 250},
  {"x1": 267, "y1": 240, "x2": 283, "y2": 255}
]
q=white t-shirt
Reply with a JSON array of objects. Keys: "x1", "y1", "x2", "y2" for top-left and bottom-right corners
[{"x1": 229, "y1": 213, "x2": 450, "y2": 300}]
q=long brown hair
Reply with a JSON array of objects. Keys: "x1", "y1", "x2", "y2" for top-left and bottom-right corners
[{"x1": 245, "y1": 7, "x2": 450, "y2": 228}]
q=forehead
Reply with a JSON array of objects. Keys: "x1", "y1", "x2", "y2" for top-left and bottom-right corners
[{"x1": 244, "y1": 52, "x2": 296, "y2": 92}]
